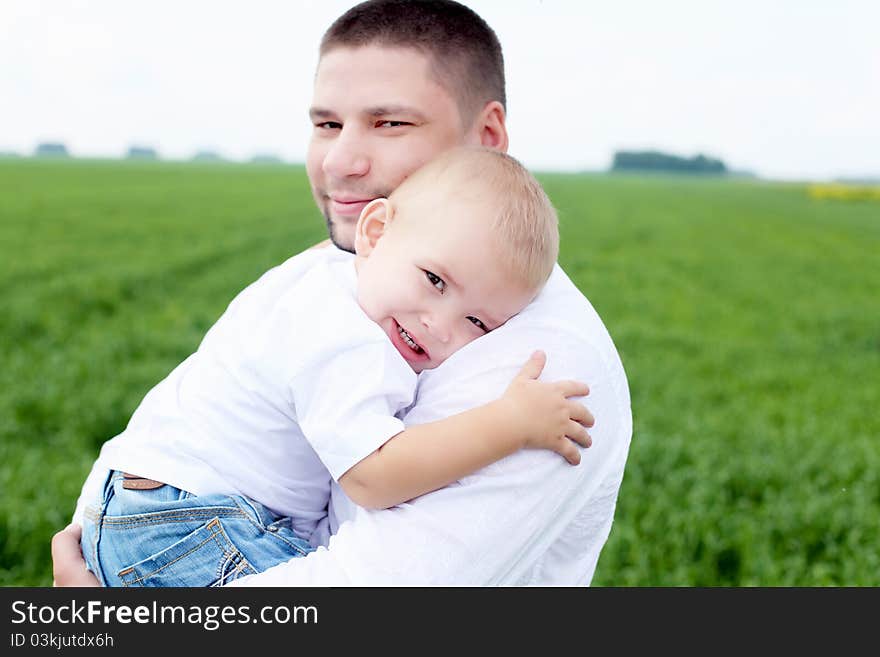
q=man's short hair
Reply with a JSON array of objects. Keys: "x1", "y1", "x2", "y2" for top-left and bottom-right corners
[
  {"x1": 392, "y1": 147, "x2": 559, "y2": 292},
  {"x1": 320, "y1": 0, "x2": 505, "y2": 128}
]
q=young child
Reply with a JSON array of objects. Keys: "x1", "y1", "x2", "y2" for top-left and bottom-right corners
[{"x1": 79, "y1": 147, "x2": 592, "y2": 587}]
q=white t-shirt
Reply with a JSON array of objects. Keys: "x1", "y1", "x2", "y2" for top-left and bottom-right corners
[
  {"x1": 80, "y1": 249, "x2": 416, "y2": 540},
  {"x1": 77, "y1": 246, "x2": 633, "y2": 585},
  {"x1": 229, "y1": 250, "x2": 633, "y2": 585}
]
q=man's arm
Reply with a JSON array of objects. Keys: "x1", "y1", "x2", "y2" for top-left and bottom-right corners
[{"x1": 230, "y1": 326, "x2": 631, "y2": 586}]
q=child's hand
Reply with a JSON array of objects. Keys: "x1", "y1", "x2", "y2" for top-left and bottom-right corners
[{"x1": 500, "y1": 350, "x2": 594, "y2": 465}]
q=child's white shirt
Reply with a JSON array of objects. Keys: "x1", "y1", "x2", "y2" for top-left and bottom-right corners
[{"x1": 85, "y1": 248, "x2": 415, "y2": 540}]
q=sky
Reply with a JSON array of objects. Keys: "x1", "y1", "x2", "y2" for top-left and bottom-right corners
[{"x1": 2, "y1": 0, "x2": 878, "y2": 181}]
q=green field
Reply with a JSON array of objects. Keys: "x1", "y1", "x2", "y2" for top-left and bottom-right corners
[{"x1": 1, "y1": 159, "x2": 877, "y2": 586}]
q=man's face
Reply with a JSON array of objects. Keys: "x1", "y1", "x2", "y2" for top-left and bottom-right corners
[
  {"x1": 354, "y1": 193, "x2": 536, "y2": 374},
  {"x1": 307, "y1": 45, "x2": 474, "y2": 252}
]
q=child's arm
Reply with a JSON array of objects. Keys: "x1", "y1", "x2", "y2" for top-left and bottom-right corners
[{"x1": 338, "y1": 350, "x2": 593, "y2": 510}]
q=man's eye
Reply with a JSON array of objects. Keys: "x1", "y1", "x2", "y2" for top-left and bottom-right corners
[
  {"x1": 467, "y1": 316, "x2": 489, "y2": 333},
  {"x1": 424, "y1": 270, "x2": 446, "y2": 292},
  {"x1": 316, "y1": 121, "x2": 342, "y2": 130},
  {"x1": 377, "y1": 120, "x2": 411, "y2": 128}
]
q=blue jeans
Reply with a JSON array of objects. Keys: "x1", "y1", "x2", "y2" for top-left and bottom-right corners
[{"x1": 81, "y1": 471, "x2": 313, "y2": 587}]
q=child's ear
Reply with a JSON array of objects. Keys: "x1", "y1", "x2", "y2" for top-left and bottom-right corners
[{"x1": 354, "y1": 198, "x2": 394, "y2": 257}]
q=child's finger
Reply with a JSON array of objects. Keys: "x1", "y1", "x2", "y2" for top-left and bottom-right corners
[
  {"x1": 555, "y1": 380, "x2": 589, "y2": 399},
  {"x1": 567, "y1": 421, "x2": 592, "y2": 448},
  {"x1": 567, "y1": 400, "x2": 594, "y2": 428},
  {"x1": 557, "y1": 437, "x2": 581, "y2": 465},
  {"x1": 516, "y1": 350, "x2": 546, "y2": 380}
]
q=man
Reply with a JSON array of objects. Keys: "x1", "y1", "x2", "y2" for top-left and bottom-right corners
[{"x1": 53, "y1": 0, "x2": 632, "y2": 585}]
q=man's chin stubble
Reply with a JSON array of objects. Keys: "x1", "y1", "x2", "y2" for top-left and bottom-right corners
[{"x1": 324, "y1": 211, "x2": 356, "y2": 254}]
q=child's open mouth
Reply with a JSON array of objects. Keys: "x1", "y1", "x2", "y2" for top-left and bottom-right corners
[
  {"x1": 391, "y1": 319, "x2": 430, "y2": 363},
  {"x1": 398, "y1": 324, "x2": 423, "y2": 352}
]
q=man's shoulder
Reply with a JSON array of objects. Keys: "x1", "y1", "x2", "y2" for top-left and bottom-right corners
[
  {"x1": 225, "y1": 246, "x2": 353, "y2": 313},
  {"x1": 255, "y1": 245, "x2": 353, "y2": 289},
  {"x1": 438, "y1": 264, "x2": 622, "y2": 373},
  {"x1": 208, "y1": 245, "x2": 367, "y2": 353},
  {"x1": 267, "y1": 249, "x2": 381, "y2": 345},
  {"x1": 225, "y1": 245, "x2": 409, "y2": 390},
  {"x1": 521, "y1": 264, "x2": 602, "y2": 331},
  {"x1": 413, "y1": 264, "x2": 630, "y2": 419}
]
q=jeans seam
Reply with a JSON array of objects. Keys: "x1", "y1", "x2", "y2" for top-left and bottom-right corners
[
  {"x1": 229, "y1": 498, "x2": 309, "y2": 556},
  {"x1": 217, "y1": 550, "x2": 256, "y2": 586},
  {"x1": 91, "y1": 470, "x2": 124, "y2": 586},
  {"x1": 265, "y1": 531, "x2": 310, "y2": 556},
  {"x1": 101, "y1": 507, "x2": 245, "y2": 528},
  {"x1": 231, "y1": 496, "x2": 268, "y2": 531},
  {"x1": 120, "y1": 518, "x2": 247, "y2": 586}
]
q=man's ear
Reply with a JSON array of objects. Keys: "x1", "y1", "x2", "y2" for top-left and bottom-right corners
[
  {"x1": 354, "y1": 198, "x2": 394, "y2": 257},
  {"x1": 472, "y1": 100, "x2": 509, "y2": 152}
]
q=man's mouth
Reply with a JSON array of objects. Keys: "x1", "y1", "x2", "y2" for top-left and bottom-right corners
[{"x1": 328, "y1": 196, "x2": 372, "y2": 218}]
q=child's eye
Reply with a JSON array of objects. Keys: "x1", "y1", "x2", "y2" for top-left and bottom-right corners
[
  {"x1": 425, "y1": 270, "x2": 446, "y2": 293},
  {"x1": 467, "y1": 316, "x2": 488, "y2": 333}
]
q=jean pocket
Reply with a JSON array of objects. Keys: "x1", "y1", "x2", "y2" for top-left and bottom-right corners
[{"x1": 117, "y1": 517, "x2": 256, "y2": 587}]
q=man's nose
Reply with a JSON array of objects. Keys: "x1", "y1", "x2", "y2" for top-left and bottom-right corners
[{"x1": 322, "y1": 127, "x2": 370, "y2": 179}]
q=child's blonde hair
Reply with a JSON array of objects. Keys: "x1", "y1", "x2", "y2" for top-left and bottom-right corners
[{"x1": 391, "y1": 146, "x2": 559, "y2": 291}]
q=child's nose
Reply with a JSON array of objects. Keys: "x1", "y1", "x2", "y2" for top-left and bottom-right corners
[{"x1": 421, "y1": 313, "x2": 452, "y2": 344}]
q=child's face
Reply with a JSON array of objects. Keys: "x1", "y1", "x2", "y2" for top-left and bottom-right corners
[{"x1": 355, "y1": 196, "x2": 536, "y2": 373}]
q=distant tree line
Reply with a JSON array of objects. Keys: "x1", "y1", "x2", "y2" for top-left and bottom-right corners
[
  {"x1": 127, "y1": 146, "x2": 158, "y2": 159},
  {"x1": 21, "y1": 142, "x2": 288, "y2": 164},
  {"x1": 35, "y1": 142, "x2": 70, "y2": 157},
  {"x1": 612, "y1": 150, "x2": 727, "y2": 174}
]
